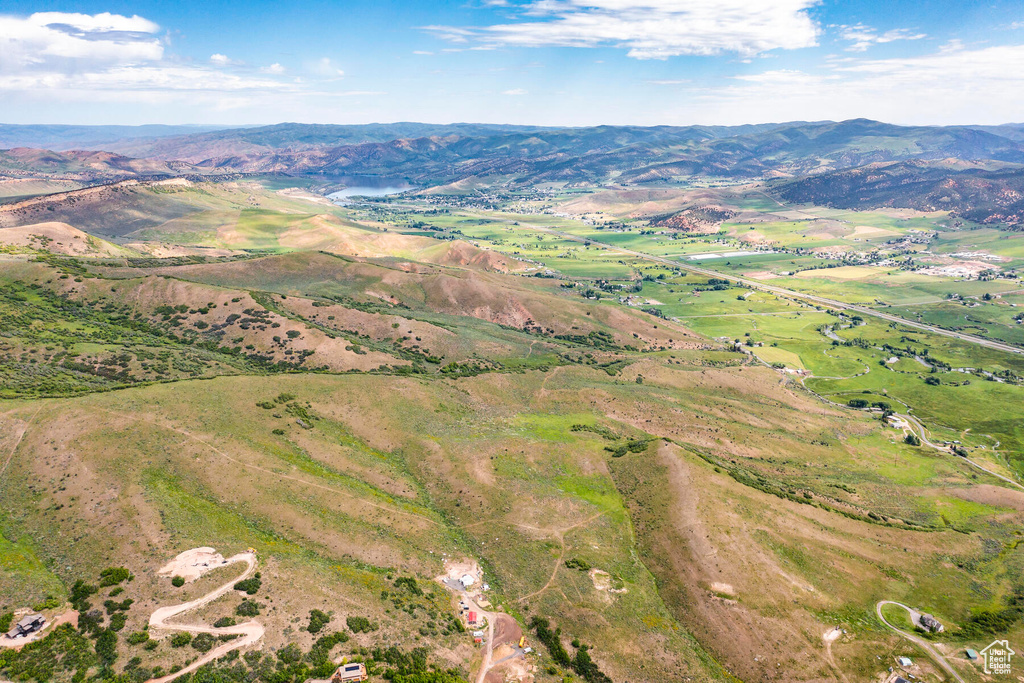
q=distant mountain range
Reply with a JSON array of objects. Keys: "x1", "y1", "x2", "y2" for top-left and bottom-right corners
[
  {"x1": 4, "y1": 119, "x2": 1024, "y2": 226},
  {"x1": 170, "y1": 119, "x2": 1024, "y2": 186},
  {"x1": 0, "y1": 124, "x2": 234, "y2": 151}
]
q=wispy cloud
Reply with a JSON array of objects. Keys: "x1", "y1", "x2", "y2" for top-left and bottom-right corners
[
  {"x1": 502, "y1": 88, "x2": 527, "y2": 95},
  {"x1": 836, "y1": 24, "x2": 927, "y2": 52},
  {"x1": 0, "y1": 10, "x2": 347, "y2": 112},
  {"x1": 307, "y1": 57, "x2": 345, "y2": 77},
  {"x1": 422, "y1": 0, "x2": 820, "y2": 59},
  {"x1": 689, "y1": 42, "x2": 1024, "y2": 125}
]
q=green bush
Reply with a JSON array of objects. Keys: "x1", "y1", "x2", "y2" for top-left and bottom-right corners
[
  {"x1": 276, "y1": 643, "x2": 302, "y2": 664},
  {"x1": 126, "y1": 631, "x2": 150, "y2": 645},
  {"x1": 235, "y1": 600, "x2": 260, "y2": 617},
  {"x1": 392, "y1": 577, "x2": 422, "y2": 596},
  {"x1": 233, "y1": 576, "x2": 261, "y2": 595},
  {"x1": 564, "y1": 558, "x2": 591, "y2": 571},
  {"x1": 99, "y1": 567, "x2": 131, "y2": 587},
  {"x1": 214, "y1": 617, "x2": 236, "y2": 628},
  {"x1": 191, "y1": 633, "x2": 216, "y2": 653},
  {"x1": 346, "y1": 616, "x2": 377, "y2": 634},
  {"x1": 95, "y1": 629, "x2": 118, "y2": 664},
  {"x1": 307, "y1": 609, "x2": 330, "y2": 634},
  {"x1": 170, "y1": 632, "x2": 192, "y2": 648},
  {"x1": 0, "y1": 624, "x2": 96, "y2": 681},
  {"x1": 109, "y1": 613, "x2": 127, "y2": 631},
  {"x1": 172, "y1": 576, "x2": 185, "y2": 587},
  {"x1": 32, "y1": 595, "x2": 63, "y2": 611},
  {"x1": 0, "y1": 612, "x2": 13, "y2": 632}
]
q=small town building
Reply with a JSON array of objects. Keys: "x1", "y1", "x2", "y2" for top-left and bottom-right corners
[
  {"x1": 460, "y1": 574, "x2": 475, "y2": 588},
  {"x1": 467, "y1": 611, "x2": 478, "y2": 625},
  {"x1": 331, "y1": 663, "x2": 367, "y2": 683},
  {"x1": 966, "y1": 649, "x2": 978, "y2": 661},
  {"x1": 897, "y1": 656, "x2": 912, "y2": 667}
]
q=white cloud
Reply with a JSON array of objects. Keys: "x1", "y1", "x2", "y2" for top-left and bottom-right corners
[
  {"x1": 0, "y1": 10, "x2": 325, "y2": 108},
  {"x1": 0, "y1": 11, "x2": 164, "y2": 67},
  {"x1": 309, "y1": 57, "x2": 345, "y2": 77},
  {"x1": 423, "y1": 0, "x2": 820, "y2": 59},
  {"x1": 210, "y1": 53, "x2": 239, "y2": 66},
  {"x1": 502, "y1": 88, "x2": 528, "y2": 95},
  {"x1": 837, "y1": 24, "x2": 926, "y2": 52},
  {"x1": 413, "y1": 50, "x2": 434, "y2": 55},
  {"x1": 683, "y1": 43, "x2": 1024, "y2": 125}
]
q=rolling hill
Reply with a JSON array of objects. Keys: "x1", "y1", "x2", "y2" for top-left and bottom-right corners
[{"x1": 773, "y1": 159, "x2": 1024, "y2": 227}]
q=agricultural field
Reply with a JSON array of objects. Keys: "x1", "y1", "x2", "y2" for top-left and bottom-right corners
[{"x1": 3, "y1": 172, "x2": 1024, "y2": 683}]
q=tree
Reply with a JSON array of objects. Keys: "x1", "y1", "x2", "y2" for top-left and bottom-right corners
[{"x1": 904, "y1": 433, "x2": 921, "y2": 446}]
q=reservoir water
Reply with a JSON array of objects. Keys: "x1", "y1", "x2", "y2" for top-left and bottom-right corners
[{"x1": 327, "y1": 175, "x2": 415, "y2": 203}]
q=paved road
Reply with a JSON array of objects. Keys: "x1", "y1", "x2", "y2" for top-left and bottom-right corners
[
  {"x1": 875, "y1": 601, "x2": 965, "y2": 683},
  {"x1": 502, "y1": 220, "x2": 1024, "y2": 357}
]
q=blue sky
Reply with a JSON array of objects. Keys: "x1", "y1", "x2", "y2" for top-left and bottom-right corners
[{"x1": 2, "y1": 0, "x2": 1023, "y2": 126}]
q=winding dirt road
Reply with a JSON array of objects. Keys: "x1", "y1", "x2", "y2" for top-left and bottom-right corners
[
  {"x1": 875, "y1": 601, "x2": 965, "y2": 683},
  {"x1": 146, "y1": 550, "x2": 264, "y2": 683}
]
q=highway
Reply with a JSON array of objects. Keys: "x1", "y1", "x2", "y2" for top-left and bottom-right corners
[{"x1": 506, "y1": 220, "x2": 1024, "y2": 357}]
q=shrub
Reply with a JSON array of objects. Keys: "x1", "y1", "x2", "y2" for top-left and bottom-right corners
[
  {"x1": 170, "y1": 632, "x2": 192, "y2": 648},
  {"x1": 346, "y1": 616, "x2": 377, "y2": 634},
  {"x1": 392, "y1": 577, "x2": 422, "y2": 596},
  {"x1": 94, "y1": 630, "x2": 118, "y2": 664},
  {"x1": 286, "y1": 330, "x2": 301, "y2": 339},
  {"x1": 99, "y1": 567, "x2": 131, "y2": 587},
  {"x1": 235, "y1": 600, "x2": 260, "y2": 617},
  {"x1": 171, "y1": 576, "x2": 185, "y2": 587},
  {"x1": 307, "y1": 609, "x2": 330, "y2": 634},
  {"x1": 191, "y1": 633, "x2": 215, "y2": 653},
  {"x1": 904, "y1": 433, "x2": 921, "y2": 446},
  {"x1": 276, "y1": 643, "x2": 302, "y2": 664},
  {"x1": 126, "y1": 632, "x2": 150, "y2": 645},
  {"x1": 307, "y1": 632, "x2": 349, "y2": 666},
  {"x1": 847, "y1": 399, "x2": 869, "y2": 409},
  {"x1": 564, "y1": 558, "x2": 591, "y2": 571},
  {"x1": 233, "y1": 576, "x2": 261, "y2": 595},
  {"x1": 0, "y1": 612, "x2": 13, "y2": 632},
  {"x1": 272, "y1": 428, "x2": 285, "y2": 435},
  {"x1": 109, "y1": 613, "x2": 127, "y2": 631},
  {"x1": 33, "y1": 595, "x2": 62, "y2": 611},
  {"x1": 213, "y1": 617, "x2": 236, "y2": 628}
]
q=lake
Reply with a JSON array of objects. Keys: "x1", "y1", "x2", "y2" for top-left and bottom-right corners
[{"x1": 326, "y1": 175, "x2": 415, "y2": 203}]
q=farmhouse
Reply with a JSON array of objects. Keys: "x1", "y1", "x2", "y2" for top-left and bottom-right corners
[{"x1": 919, "y1": 613, "x2": 944, "y2": 633}]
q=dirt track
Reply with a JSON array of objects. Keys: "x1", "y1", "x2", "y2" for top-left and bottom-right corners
[
  {"x1": 146, "y1": 549, "x2": 264, "y2": 683},
  {"x1": 875, "y1": 601, "x2": 965, "y2": 683}
]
